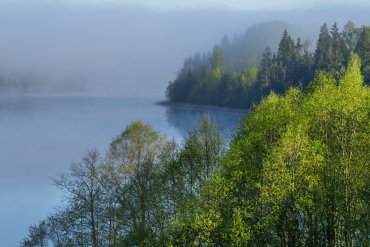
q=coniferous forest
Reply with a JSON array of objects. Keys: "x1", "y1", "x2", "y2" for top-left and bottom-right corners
[
  {"x1": 21, "y1": 23, "x2": 370, "y2": 246},
  {"x1": 166, "y1": 21, "x2": 370, "y2": 109}
]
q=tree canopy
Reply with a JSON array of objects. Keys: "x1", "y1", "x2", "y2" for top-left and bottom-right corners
[
  {"x1": 166, "y1": 21, "x2": 370, "y2": 109},
  {"x1": 22, "y1": 53, "x2": 369, "y2": 246}
]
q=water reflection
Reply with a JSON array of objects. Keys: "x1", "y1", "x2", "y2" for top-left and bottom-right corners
[{"x1": 164, "y1": 103, "x2": 247, "y2": 141}]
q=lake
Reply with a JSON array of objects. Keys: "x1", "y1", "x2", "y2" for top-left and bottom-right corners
[{"x1": 0, "y1": 94, "x2": 246, "y2": 246}]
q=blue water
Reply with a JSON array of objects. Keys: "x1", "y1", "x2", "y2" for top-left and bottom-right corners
[{"x1": 0, "y1": 94, "x2": 246, "y2": 246}]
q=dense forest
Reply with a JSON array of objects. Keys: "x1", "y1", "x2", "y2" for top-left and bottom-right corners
[
  {"x1": 166, "y1": 21, "x2": 370, "y2": 109},
  {"x1": 22, "y1": 54, "x2": 369, "y2": 246}
]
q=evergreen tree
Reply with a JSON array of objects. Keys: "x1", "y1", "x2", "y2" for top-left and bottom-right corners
[
  {"x1": 21, "y1": 21, "x2": 370, "y2": 247},
  {"x1": 277, "y1": 30, "x2": 295, "y2": 67},
  {"x1": 355, "y1": 26, "x2": 370, "y2": 83},
  {"x1": 330, "y1": 22, "x2": 346, "y2": 71},
  {"x1": 22, "y1": 54, "x2": 370, "y2": 246},
  {"x1": 171, "y1": 55, "x2": 369, "y2": 246},
  {"x1": 315, "y1": 23, "x2": 332, "y2": 71},
  {"x1": 296, "y1": 38, "x2": 315, "y2": 87},
  {"x1": 210, "y1": 45, "x2": 223, "y2": 79},
  {"x1": 258, "y1": 46, "x2": 272, "y2": 86},
  {"x1": 276, "y1": 29, "x2": 296, "y2": 91}
]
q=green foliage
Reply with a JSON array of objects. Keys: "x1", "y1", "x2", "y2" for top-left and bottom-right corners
[
  {"x1": 355, "y1": 26, "x2": 370, "y2": 83},
  {"x1": 166, "y1": 21, "x2": 292, "y2": 109},
  {"x1": 105, "y1": 121, "x2": 170, "y2": 246},
  {"x1": 258, "y1": 46, "x2": 272, "y2": 86},
  {"x1": 23, "y1": 25, "x2": 370, "y2": 247},
  {"x1": 22, "y1": 114, "x2": 226, "y2": 246},
  {"x1": 210, "y1": 45, "x2": 223, "y2": 79},
  {"x1": 343, "y1": 21, "x2": 360, "y2": 52},
  {"x1": 171, "y1": 54, "x2": 369, "y2": 246},
  {"x1": 315, "y1": 23, "x2": 332, "y2": 71},
  {"x1": 167, "y1": 21, "x2": 368, "y2": 109},
  {"x1": 330, "y1": 23, "x2": 347, "y2": 71}
]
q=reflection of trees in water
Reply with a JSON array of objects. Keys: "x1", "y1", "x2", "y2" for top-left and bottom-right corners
[{"x1": 165, "y1": 104, "x2": 247, "y2": 140}]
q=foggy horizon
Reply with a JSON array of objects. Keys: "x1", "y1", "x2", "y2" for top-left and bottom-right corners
[
  {"x1": 1, "y1": 1, "x2": 369, "y2": 247},
  {"x1": 0, "y1": 1, "x2": 369, "y2": 96},
  {"x1": 2, "y1": 0, "x2": 370, "y2": 11}
]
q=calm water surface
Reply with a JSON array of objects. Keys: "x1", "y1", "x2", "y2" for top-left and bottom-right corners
[{"x1": 0, "y1": 94, "x2": 246, "y2": 246}]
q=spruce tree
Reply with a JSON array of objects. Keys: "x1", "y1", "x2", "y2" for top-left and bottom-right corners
[
  {"x1": 276, "y1": 29, "x2": 295, "y2": 91},
  {"x1": 259, "y1": 46, "x2": 272, "y2": 86},
  {"x1": 315, "y1": 23, "x2": 332, "y2": 71},
  {"x1": 330, "y1": 22, "x2": 346, "y2": 71}
]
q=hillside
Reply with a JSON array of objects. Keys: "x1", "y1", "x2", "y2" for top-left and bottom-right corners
[{"x1": 166, "y1": 21, "x2": 370, "y2": 109}]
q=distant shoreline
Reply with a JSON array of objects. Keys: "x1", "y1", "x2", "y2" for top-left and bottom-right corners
[{"x1": 155, "y1": 100, "x2": 249, "y2": 113}]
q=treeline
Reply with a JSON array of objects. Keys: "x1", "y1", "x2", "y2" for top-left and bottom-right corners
[
  {"x1": 22, "y1": 55, "x2": 369, "y2": 246},
  {"x1": 166, "y1": 21, "x2": 370, "y2": 108}
]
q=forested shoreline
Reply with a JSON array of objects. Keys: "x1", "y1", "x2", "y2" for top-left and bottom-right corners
[
  {"x1": 166, "y1": 21, "x2": 370, "y2": 109},
  {"x1": 22, "y1": 54, "x2": 369, "y2": 246}
]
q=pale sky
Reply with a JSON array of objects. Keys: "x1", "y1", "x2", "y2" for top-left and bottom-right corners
[
  {"x1": 2, "y1": 0, "x2": 370, "y2": 10},
  {"x1": 91, "y1": 0, "x2": 370, "y2": 10}
]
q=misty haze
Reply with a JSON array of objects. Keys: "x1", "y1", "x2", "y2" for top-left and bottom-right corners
[{"x1": 0, "y1": 1, "x2": 369, "y2": 246}]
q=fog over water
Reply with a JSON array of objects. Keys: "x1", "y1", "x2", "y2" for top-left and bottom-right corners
[
  {"x1": 0, "y1": 1, "x2": 369, "y2": 246},
  {"x1": 0, "y1": 1, "x2": 369, "y2": 96}
]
